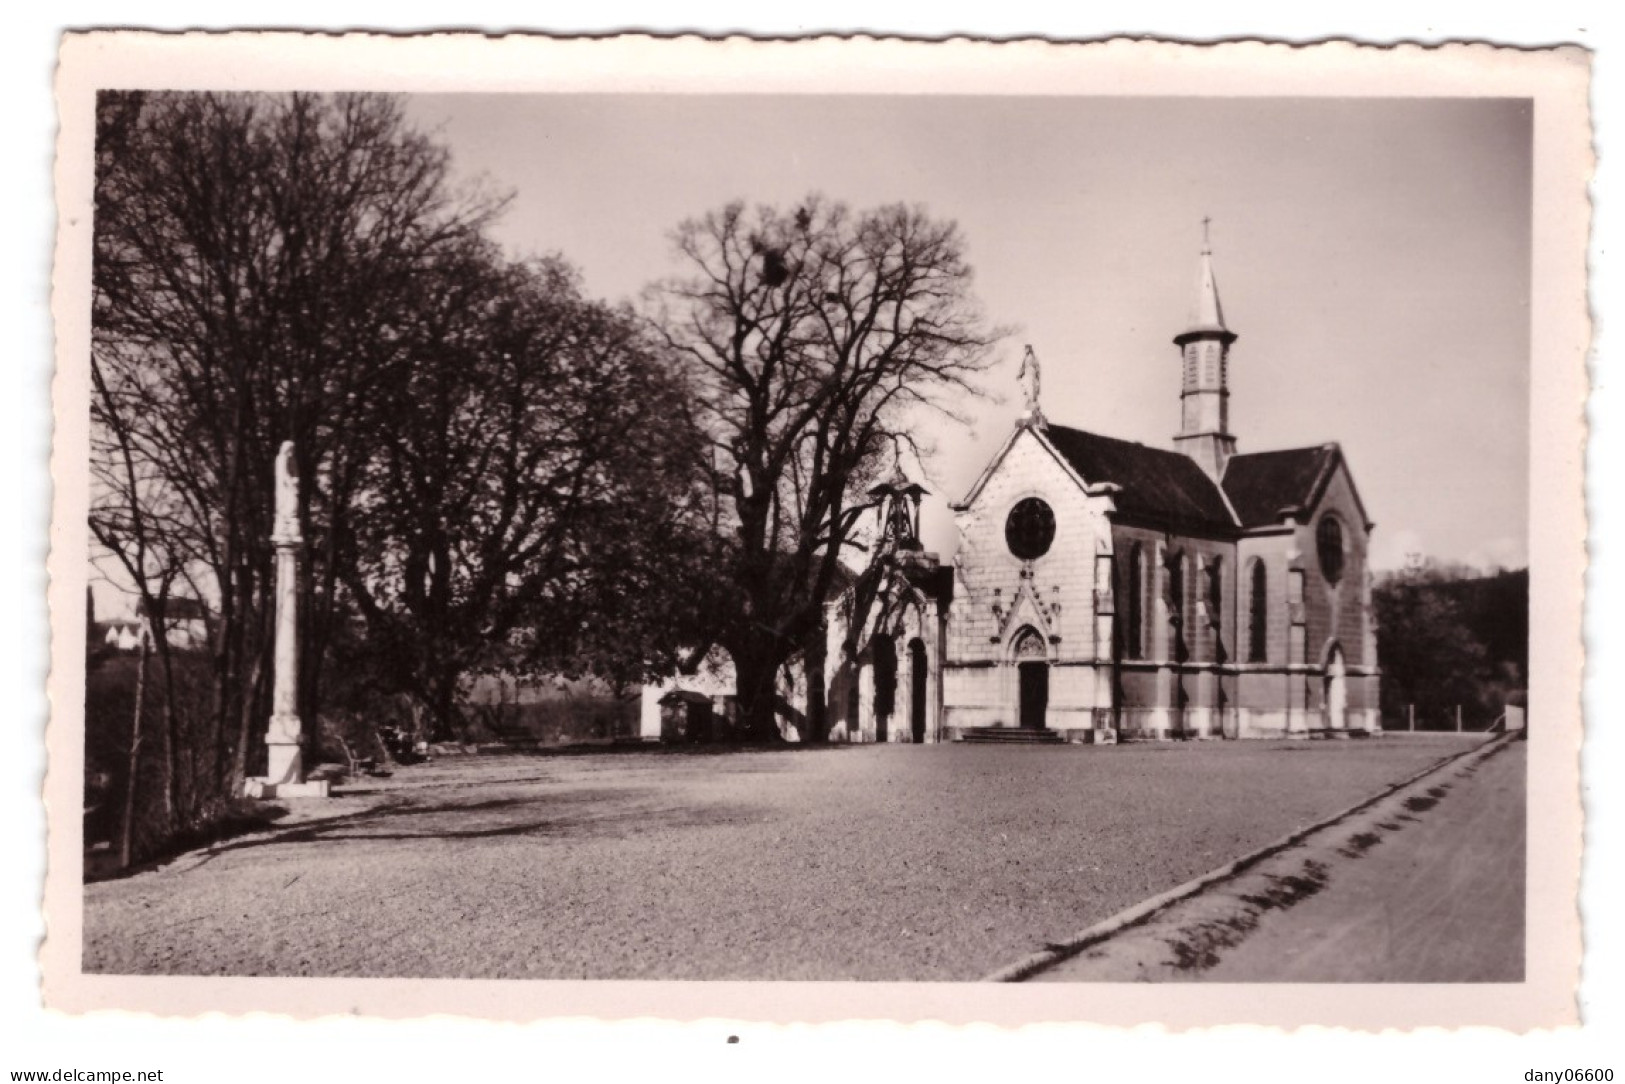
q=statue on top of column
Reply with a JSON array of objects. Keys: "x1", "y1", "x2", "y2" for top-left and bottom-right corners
[{"x1": 273, "y1": 441, "x2": 301, "y2": 544}]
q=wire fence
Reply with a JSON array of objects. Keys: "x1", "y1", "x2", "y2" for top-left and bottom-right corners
[{"x1": 1383, "y1": 703, "x2": 1525, "y2": 734}]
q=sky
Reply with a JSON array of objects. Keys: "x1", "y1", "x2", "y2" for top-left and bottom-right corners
[{"x1": 404, "y1": 93, "x2": 1532, "y2": 573}]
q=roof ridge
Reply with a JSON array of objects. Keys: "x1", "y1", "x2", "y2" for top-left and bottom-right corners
[
  {"x1": 1044, "y1": 422, "x2": 1238, "y2": 534},
  {"x1": 1229, "y1": 441, "x2": 1341, "y2": 460},
  {"x1": 1047, "y1": 421, "x2": 1168, "y2": 453}
]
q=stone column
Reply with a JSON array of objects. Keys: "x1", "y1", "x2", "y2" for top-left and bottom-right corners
[
  {"x1": 248, "y1": 442, "x2": 329, "y2": 798},
  {"x1": 265, "y1": 507, "x2": 303, "y2": 783}
]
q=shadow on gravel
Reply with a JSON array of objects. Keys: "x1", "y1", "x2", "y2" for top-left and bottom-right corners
[
  {"x1": 173, "y1": 788, "x2": 761, "y2": 873},
  {"x1": 494, "y1": 741, "x2": 855, "y2": 759},
  {"x1": 87, "y1": 801, "x2": 295, "y2": 884}
]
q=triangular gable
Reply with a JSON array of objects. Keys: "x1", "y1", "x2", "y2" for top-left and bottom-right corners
[
  {"x1": 1307, "y1": 449, "x2": 1374, "y2": 531},
  {"x1": 951, "y1": 422, "x2": 1095, "y2": 512},
  {"x1": 1223, "y1": 443, "x2": 1373, "y2": 531}
]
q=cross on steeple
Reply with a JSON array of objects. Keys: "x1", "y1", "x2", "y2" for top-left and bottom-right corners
[{"x1": 1201, "y1": 215, "x2": 1213, "y2": 254}]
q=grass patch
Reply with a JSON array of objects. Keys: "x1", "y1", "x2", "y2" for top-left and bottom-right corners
[
  {"x1": 1167, "y1": 913, "x2": 1260, "y2": 971},
  {"x1": 1241, "y1": 860, "x2": 1330, "y2": 912},
  {"x1": 1337, "y1": 831, "x2": 1384, "y2": 859},
  {"x1": 1166, "y1": 860, "x2": 1333, "y2": 973}
]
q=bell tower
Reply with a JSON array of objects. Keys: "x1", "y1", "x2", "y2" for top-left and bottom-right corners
[{"x1": 1172, "y1": 219, "x2": 1239, "y2": 480}]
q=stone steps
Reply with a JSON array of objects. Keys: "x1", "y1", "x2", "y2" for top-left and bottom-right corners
[{"x1": 957, "y1": 726, "x2": 1066, "y2": 744}]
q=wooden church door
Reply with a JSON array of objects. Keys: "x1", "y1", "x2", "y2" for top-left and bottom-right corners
[
  {"x1": 1013, "y1": 628, "x2": 1049, "y2": 730},
  {"x1": 1018, "y1": 663, "x2": 1049, "y2": 729}
]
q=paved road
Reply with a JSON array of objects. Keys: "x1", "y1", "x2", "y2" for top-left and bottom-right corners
[
  {"x1": 1199, "y1": 738, "x2": 1525, "y2": 982},
  {"x1": 1034, "y1": 737, "x2": 1525, "y2": 982},
  {"x1": 82, "y1": 737, "x2": 1478, "y2": 981}
]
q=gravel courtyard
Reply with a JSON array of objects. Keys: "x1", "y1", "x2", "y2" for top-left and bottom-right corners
[{"x1": 82, "y1": 736, "x2": 1483, "y2": 981}]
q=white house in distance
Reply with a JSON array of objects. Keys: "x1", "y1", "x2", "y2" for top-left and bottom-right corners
[{"x1": 100, "y1": 596, "x2": 212, "y2": 653}]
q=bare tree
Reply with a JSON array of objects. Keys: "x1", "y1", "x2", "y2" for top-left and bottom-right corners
[
  {"x1": 94, "y1": 90, "x2": 716, "y2": 802},
  {"x1": 91, "y1": 91, "x2": 502, "y2": 807},
  {"x1": 340, "y1": 242, "x2": 712, "y2": 739},
  {"x1": 648, "y1": 197, "x2": 1002, "y2": 741}
]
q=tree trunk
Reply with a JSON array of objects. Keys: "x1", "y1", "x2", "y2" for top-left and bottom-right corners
[
  {"x1": 803, "y1": 624, "x2": 828, "y2": 743},
  {"x1": 426, "y1": 667, "x2": 461, "y2": 744},
  {"x1": 120, "y1": 633, "x2": 149, "y2": 868},
  {"x1": 730, "y1": 641, "x2": 787, "y2": 743},
  {"x1": 231, "y1": 648, "x2": 265, "y2": 796},
  {"x1": 151, "y1": 633, "x2": 178, "y2": 829}
]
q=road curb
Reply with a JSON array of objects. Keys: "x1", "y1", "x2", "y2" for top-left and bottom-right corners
[{"x1": 982, "y1": 732, "x2": 1518, "y2": 982}]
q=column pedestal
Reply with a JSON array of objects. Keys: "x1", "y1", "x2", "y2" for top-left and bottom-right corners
[{"x1": 245, "y1": 712, "x2": 329, "y2": 798}]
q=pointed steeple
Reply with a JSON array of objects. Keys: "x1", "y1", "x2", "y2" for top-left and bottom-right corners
[
  {"x1": 1177, "y1": 219, "x2": 1237, "y2": 346},
  {"x1": 1173, "y1": 220, "x2": 1239, "y2": 480}
]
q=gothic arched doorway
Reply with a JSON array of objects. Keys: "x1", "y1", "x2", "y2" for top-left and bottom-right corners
[
  {"x1": 909, "y1": 637, "x2": 928, "y2": 743},
  {"x1": 872, "y1": 634, "x2": 897, "y2": 743},
  {"x1": 1325, "y1": 645, "x2": 1347, "y2": 730},
  {"x1": 1013, "y1": 627, "x2": 1049, "y2": 730}
]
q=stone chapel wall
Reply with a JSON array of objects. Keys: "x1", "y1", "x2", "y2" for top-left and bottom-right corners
[
  {"x1": 1297, "y1": 464, "x2": 1380, "y2": 730},
  {"x1": 943, "y1": 430, "x2": 1109, "y2": 733},
  {"x1": 1110, "y1": 522, "x2": 1238, "y2": 738}
]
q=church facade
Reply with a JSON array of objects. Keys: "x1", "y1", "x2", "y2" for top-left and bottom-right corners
[
  {"x1": 936, "y1": 244, "x2": 1381, "y2": 741},
  {"x1": 644, "y1": 243, "x2": 1381, "y2": 743},
  {"x1": 942, "y1": 243, "x2": 1384, "y2": 737}
]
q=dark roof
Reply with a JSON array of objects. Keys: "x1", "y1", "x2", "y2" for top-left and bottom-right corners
[
  {"x1": 659, "y1": 689, "x2": 714, "y2": 706},
  {"x1": 1221, "y1": 444, "x2": 1340, "y2": 529},
  {"x1": 1045, "y1": 424, "x2": 1236, "y2": 534}
]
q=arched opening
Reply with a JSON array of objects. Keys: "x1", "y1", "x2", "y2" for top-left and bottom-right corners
[
  {"x1": 1012, "y1": 627, "x2": 1049, "y2": 730},
  {"x1": 1325, "y1": 644, "x2": 1347, "y2": 730},
  {"x1": 1317, "y1": 516, "x2": 1346, "y2": 585},
  {"x1": 872, "y1": 634, "x2": 896, "y2": 743},
  {"x1": 909, "y1": 638, "x2": 928, "y2": 743}
]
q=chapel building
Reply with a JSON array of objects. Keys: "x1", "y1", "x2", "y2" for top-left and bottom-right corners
[
  {"x1": 643, "y1": 241, "x2": 1381, "y2": 743},
  {"x1": 937, "y1": 240, "x2": 1381, "y2": 741}
]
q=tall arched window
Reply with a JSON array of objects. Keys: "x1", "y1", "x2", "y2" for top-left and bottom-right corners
[
  {"x1": 1248, "y1": 558, "x2": 1268, "y2": 662},
  {"x1": 1317, "y1": 515, "x2": 1346, "y2": 584},
  {"x1": 1123, "y1": 544, "x2": 1143, "y2": 660},
  {"x1": 1165, "y1": 551, "x2": 1186, "y2": 628},
  {"x1": 1166, "y1": 551, "x2": 1187, "y2": 663}
]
